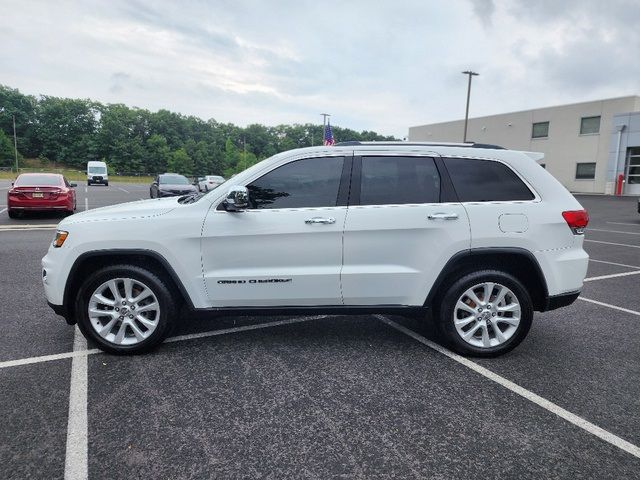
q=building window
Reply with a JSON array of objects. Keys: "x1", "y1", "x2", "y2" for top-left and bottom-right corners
[
  {"x1": 580, "y1": 116, "x2": 600, "y2": 135},
  {"x1": 532, "y1": 121, "x2": 549, "y2": 138},
  {"x1": 575, "y1": 162, "x2": 596, "y2": 180}
]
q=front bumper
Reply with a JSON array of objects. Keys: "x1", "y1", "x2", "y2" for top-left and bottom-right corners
[{"x1": 158, "y1": 190, "x2": 197, "y2": 197}]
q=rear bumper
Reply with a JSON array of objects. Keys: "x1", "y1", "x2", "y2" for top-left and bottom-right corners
[
  {"x1": 543, "y1": 290, "x2": 581, "y2": 312},
  {"x1": 9, "y1": 197, "x2": 72, "y2": 210}
]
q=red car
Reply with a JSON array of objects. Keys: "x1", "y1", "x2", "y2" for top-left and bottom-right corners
[{"x1": 7, "y1": 173, "x2": 77, "y2": 219}]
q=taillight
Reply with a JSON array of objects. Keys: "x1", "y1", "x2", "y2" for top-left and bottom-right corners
[{"x1": 562, "y1": 210, "x2": 589, "y2": 235}]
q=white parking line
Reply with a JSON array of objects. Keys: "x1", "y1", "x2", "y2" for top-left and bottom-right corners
[
  {"x1": 584, "y1": 239, "x2": 640, "y2": 249},
  {"x1": 0, "y1": 223, "x2": 59, "y2": 230},
  {"x1": 0, "y1": 315, "x2": 326, "y2": 370},
  {"x1": 0, "y1": 226, "x2": 57, "y2": 232},
  {"x1": 117, "y1": 187, "x2": 130, "y2": 194},
  {"x1": 377, "y1": 316, "x2": 640, "y2": 459},
  {"x1": 607, "y1": 221, "x2": 640, "y2": 227},
  {"x1": 578, "y1": 297, "x2": 640, "y2": 317},
  {"x1": 589, "y1": 258, "x2": 640, "y2": 270},
  {"x1": 64, "y1": 327, "x2": 88, "y2": 480},
  {"x1": 584, "y1": 270, "x2": 640, "y2": 282},
  {"x1": 84, "y1": 198, "x2": 88, "y2": 211},
  {"x1": 84, "y1": 186, "x2": 87, "y2": 194},
  {"x1": 0, "y1": 208, "x2": 7, "y2": 215},
  {"x1": 589, "y1": 228, "x2": 640, "y2": 236}
]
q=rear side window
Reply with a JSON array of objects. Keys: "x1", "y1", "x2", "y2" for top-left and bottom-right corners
[
  {"x1": 359, "y1": 156, "x2": 440, "y2": 205},
  {"x1": 444, "y1": 158, "x2": 535, "y2": 202},
  {"x1": 247, "y1": 156, "x2": 344, "y2": 209}
]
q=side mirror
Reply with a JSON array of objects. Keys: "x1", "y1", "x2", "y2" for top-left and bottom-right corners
[
  {"x1": 223, "y1": 185, "x2": 249, "y2": 211},
  {"x1": 70, "y1": 182, "x2": 77, "y2": 187}
]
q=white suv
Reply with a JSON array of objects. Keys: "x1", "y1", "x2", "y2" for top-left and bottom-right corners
[{"x1": 42, "y1": 142, "x2": 589, "y2": 356}]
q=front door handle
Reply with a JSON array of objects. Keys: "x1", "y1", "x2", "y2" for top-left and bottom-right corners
[
  {"x1": 428, "y1": 213, "x2": 459, "y2": 220},
  {"x1": 305, "y1": 217, "x2": 336, "y2": 224}
]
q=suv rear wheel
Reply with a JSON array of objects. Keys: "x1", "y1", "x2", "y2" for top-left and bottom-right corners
[
  {"x1": 75, "y1": 265, "x2": 175, "y2": 354},
  {"x1": 437, "y1": 270, "x2": 533, "y2": 357}
]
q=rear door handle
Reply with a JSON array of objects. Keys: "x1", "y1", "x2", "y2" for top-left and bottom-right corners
[
  {"x1": 428, "y1": 213, "x2": 459, "y2": 220},
  {"x1": 305, "y1": 217, "x2": 336, "y2": 224}
]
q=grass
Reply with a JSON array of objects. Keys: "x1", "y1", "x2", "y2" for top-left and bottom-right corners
[{"x1": 0, "y1": 169, "x2": 153, "y2": 184}]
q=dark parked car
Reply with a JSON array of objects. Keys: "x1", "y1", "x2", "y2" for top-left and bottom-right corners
[{"x1": 150, "y1": 173, "x2": 198, "y2": 198}]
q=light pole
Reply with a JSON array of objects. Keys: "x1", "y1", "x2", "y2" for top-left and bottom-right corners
[
  {"x1": 462, "y1": 70, "x2": 479, "y2": 143},
  {"x1": 0, "y1": 107, "x2": 19, "y2": 172},
  {"x1": 320, "y1": 113, "x2": 330, "y2": 145}
]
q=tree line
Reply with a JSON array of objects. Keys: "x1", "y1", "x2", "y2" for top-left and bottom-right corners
[{"x1": 0, "y1": 84, "x2": 396, "y2": 177}]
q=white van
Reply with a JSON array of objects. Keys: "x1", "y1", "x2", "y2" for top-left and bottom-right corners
[{"x1": 87, "y1": 161, "x2": 108, "y2": 186}]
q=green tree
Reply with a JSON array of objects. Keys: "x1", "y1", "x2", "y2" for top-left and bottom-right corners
[
  {"x1": 145, "y1": 134, "x2": 171, "y2": 174},
  {"x1": 167, "y1": 148, "x2": 193, "y2": 175},
  {"x1": 0, "y1": 130, "x2": 17, "y2": 168}
]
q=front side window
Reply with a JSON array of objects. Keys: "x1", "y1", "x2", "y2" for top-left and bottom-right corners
[
  {"x1": 575, "y1": 162, "x2": 596, "y2": 180},
  {"x1": 360, "y1": 156, "x2": 440, "y2": 205},
  {"x1": 580, "y1": 116, "x2": 600, "y2": 135},
  {"x1": 444, "y1": 158, "x2": 535, "y2": 202},
  {"x1": 532, "y1": 121, "x2": 549, "y2": 138},
  {"x1": 247, "y1": 156, "x2": 343, "y2": 209}
]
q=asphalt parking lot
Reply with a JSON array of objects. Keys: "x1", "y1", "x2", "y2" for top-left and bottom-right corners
[{"x1": 0, "y1": 181, "x2": 639, "y2": 479}]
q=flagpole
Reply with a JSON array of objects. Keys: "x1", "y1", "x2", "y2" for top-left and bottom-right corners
[{"x1": 320, "y1": 113, "x2": 330, "y2": 145}]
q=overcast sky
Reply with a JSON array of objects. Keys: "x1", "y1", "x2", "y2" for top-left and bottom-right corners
[{"x1": 1, "y1": 0, "x2": 639, "y2": 137}]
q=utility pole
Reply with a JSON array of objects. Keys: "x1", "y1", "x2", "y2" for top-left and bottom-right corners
[
  {"x1": 320, "y1": 113, "x2": 330, "y2": 143},
  {"x1": 462, "y1": 70, "x2": 479, "y2": 143}
]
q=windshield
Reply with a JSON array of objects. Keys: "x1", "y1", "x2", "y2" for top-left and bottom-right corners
[
  {"x1": 88, "y1": 166, "x2": 106, "y2": 174},
  {"x1": 159, "y1": 174, "x2": 190, "y2": 185},
  {"x1": 15, "y1": 175, "x2": 62, "y2": 186}
]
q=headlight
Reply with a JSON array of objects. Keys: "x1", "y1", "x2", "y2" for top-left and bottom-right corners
[{"x1": 53, "y1": 230, "x2": 69, "y2": 248}]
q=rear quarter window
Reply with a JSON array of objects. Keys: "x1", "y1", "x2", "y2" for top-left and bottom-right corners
[{"x1": 444, "y1": 157, "x2": 535, "y2": 202}]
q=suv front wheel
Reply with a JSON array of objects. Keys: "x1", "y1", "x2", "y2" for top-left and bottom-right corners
[
  {"x1": 75, "y1": 265, "x2": 176, "y2": 354},
  {"x1": 437, "y1": 270, "x2": 533, "y2": 357}
]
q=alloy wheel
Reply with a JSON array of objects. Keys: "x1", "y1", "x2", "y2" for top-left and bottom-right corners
[
  {"x1": 453, "y1": 282, "x2": 521, "y2": 348},
  {"x1": 88, "y1": 277, "x2": 161, "y2": 346}
]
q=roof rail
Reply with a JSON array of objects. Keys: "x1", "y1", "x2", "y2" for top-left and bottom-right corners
[{"x1": 334, "y1": 141, "x2": 506, "y2": 150}]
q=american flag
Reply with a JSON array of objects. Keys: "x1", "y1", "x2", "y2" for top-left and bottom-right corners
[{"x1": 323, "y1": 121, "x2": 335, "y2": 146}]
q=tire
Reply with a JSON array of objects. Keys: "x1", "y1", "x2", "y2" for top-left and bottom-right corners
[
  {"x1": 105, "y1": 181, "x2": 109, "y2": 186},
  {"x1": 74, "y1": 265, "x2": 176, "y2": 354},
  {"x1": 7, "y1": 209, "x2": 18, "y2": 219},
  {"x1": 87, "y1": 180, "x2": 91, "y2": 186},
  {"x1": 150, "y1": 189, "x2": 154, "y2": 198},
  {"x1": 436, "y1": 270, "x2": 533, "y2": 358}
]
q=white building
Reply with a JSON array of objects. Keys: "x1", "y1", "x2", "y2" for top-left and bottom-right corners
[{"x1": 408, "y1": 96, "x2": 640, "y2": 195}]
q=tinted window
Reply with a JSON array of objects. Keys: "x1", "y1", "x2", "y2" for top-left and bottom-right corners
[
  {"x1": 247, "y1": 156, "x2": 343, "y2": 209},
  {"x1": 444, "y1": 158, "x2": 535, "y2": 202},
  {"x1": 14, "y1": 175, "x2": 62, "y2": 186},
  {"x1": 360, "y1": 156, "x2": 440, "y2": 205},
  {"x1": 159, "y1": 174, "x2": 190, "y2": 185}
]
